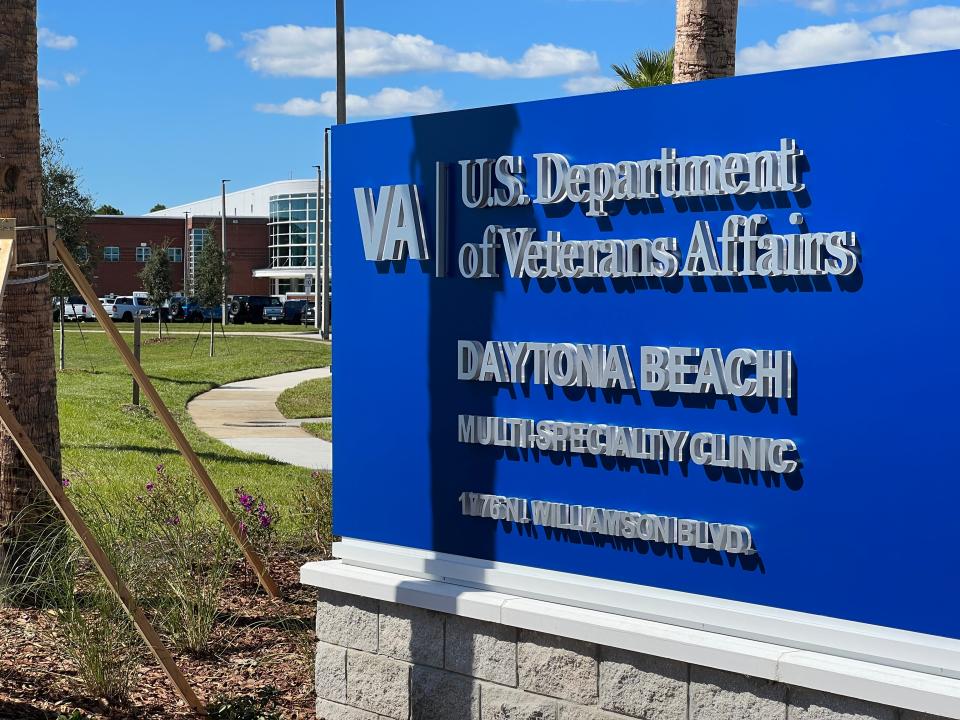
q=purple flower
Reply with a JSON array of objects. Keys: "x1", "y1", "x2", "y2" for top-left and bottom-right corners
[
  {"x1": 156, "y1": 463, "x2": 165, "y2": 474},
  {"x1": 166, "y1": 516, "x2": 181, "y2": 526},
  {"x1": 257, "y1": 499, "x2": 267, "y2": 514},
  {"x1": 259, "y1": 514, "x2": 272, "y2": 528},
  {"x1": 234, "y1": 487, "x2": 255, "y2": 511},
  {"x1": 146, "y1": 482, "x2": 155, "y2": 492},
  {"x1": 61, "y1": 478, "x2": 71, "y2": 488}
]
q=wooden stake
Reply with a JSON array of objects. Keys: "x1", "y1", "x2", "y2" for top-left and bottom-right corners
[
  {"x1": 0, "y1": 398, "x2": 206, "y2": 712},
  {"x1": 0, "y1": 234, "x2": 204, "y2": 713},
  {"x1": 52, "y1": 236, "x2": 281, "y2": 599},
  {"x1": 0, "y1": 219, "x2": 15, "y2": 292}
]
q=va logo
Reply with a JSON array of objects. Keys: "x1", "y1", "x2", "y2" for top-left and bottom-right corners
[{"x1": 354, "y1": 184, "x2": 430, "y2": 262}]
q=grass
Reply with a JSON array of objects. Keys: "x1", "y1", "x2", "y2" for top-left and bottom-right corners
[
  {"x1": 301, "y1": 422, "x2": 331, "y2": 442},
  {"x1": 275, "y1": 376, "x2": 331, "y2": 419},
  {"x1": 56, "y1": 331, "x2": 331, "y2": 544},
  {"x1": 62, "y1": 321, "x2": 317, "y2": 335}
]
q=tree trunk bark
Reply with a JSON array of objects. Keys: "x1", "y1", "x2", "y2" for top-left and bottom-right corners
[
  {"x1": 673, "y1": 0, "x2": 739, "y2": 82},
  {"x1": 209, "y1": 318, "x2": 215, "y2": 357},
  {"x1": 58, "y1": 299, "x2": 65, "y2": 370},
  {"x1": 0, "y1": 0, "x2": 63, "y2": 582}
]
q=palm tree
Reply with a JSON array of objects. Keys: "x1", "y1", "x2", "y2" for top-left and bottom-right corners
[
  {"x1": 0, "y1": 1, "x2": 64, "y2": 586},
  {"x1": 674, "y1": 0, "x2": 740, "y2": 82},
  {"x1": 612, "y1": 48, "x2": 675, "y2": 89}
]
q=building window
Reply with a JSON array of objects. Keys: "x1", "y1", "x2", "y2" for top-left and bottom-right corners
[
  {"x1": 135, "y1": 246, "x2": 152, "y2": 263},
  {"x1": 167, "y1": 247, "x2": 183, "y2": 263},
  {"x1": 103, "y1": 246, "x2": 120, "y2": 262},
  {"x1": 268, "y1": 192, "x2": 320, "y2": 270}
]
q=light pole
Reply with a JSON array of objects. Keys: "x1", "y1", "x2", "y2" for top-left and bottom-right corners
[
  {"x1": 221, "y1": 179, "x2": 230, "y2": 324},
  {"x1": 336, "y1": 0, "x2": 346, "y2": 125},
  {"x1": 183, "y1": 211, "x2": 190, "y2": 296},
  {"x1": 313, "y1": 164, "x2": 322, "y2": 332},
  {"x1": 321, "y1": 131, "x2": 332, "y2": 339}
]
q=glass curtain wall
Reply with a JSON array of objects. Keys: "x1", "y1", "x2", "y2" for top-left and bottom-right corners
[
  {"x1": 187, "y1": 227, "x2": 211, "y2": 294},
  {"x1": 268, "y1": 192, "x2": 318, "y2": 295}
]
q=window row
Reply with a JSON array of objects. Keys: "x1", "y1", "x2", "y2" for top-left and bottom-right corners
[{"x1": 102, "y1": 246, "x2": 183, "y2": 263}]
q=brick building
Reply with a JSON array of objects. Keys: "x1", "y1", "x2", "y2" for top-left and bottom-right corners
[
  {"x1": 84, "y1": 214, "x2": 270, "y2": 297},
  {"x1": 83, "y1": 178, "x2": 323, "y2": 299}
]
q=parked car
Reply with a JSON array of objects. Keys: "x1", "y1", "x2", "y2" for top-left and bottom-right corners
[
  {"x1": 176, "y1": 297, "x2": 222, "y2": 323},
  {"x1": 53, "y1": 295, "x2": 95, "y2": 322},
  {"x1": 282, "y1": 299, "x2": 309, "y2": 324},
  {"x1": 102, "y1": 296, "x2": 156, "y2": 322},
  {"x1": 304, "y1": 303, "x2": 316, "y2": 325},
  {"x1": 228, "y1": 295, "x2": 282, "y2": 324}
]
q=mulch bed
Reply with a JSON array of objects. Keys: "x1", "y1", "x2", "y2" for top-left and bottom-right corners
[{"x1": 0, "y1": 552, "x2": 322, "y2": 719}]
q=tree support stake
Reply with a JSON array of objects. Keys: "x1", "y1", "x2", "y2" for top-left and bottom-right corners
[{"x1": 49, "y1": 234, "x2": 282, "y2": 599}]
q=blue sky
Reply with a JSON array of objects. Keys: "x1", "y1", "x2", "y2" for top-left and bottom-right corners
[{"x1": 37, "y1": 0, "x2": 960, "y2": 214}]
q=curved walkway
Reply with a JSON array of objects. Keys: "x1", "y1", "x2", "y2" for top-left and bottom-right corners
[{"x1": 187, "y1": 367, "x2": 332, "y2": 470}]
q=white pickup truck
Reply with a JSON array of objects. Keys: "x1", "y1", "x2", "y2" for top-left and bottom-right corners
[
  {"x1": 102, "y1": 295, "x2": 156, "y2": 322},
  {"x1": 54, "y1": 296, "x2": 96, "y2": 322}
]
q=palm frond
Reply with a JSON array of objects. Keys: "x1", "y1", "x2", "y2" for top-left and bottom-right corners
[{"x1": 612, "y1": 47, "x2": 675, "y2": 89}]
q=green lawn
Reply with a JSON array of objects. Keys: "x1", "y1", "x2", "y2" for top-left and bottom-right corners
[
  {"x1": 62, "y1": 321, "x2": 317, "y2": 335},
  {"x1": 276, "y1": 376, "x2": 332, "y2": 419},
  {"x1": 302, "y1": 421, "x2": 332, "y2": 442},
  {"x1": 56, "y1": 332, "x2": 331, "y2": 544}
]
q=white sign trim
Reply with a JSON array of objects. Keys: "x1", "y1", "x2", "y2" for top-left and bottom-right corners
[{"x1": 330, "y1": 538, "x2": 960, "y2": 681}]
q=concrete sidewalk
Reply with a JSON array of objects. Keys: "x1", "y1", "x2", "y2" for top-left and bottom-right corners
[{"x1": 187, "y1": 367, "x2": 332, "y2": 470}]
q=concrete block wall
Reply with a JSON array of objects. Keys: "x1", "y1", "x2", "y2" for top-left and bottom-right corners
[{"x1": 313, "y1": 589, "x2": 950, "y2": 720}]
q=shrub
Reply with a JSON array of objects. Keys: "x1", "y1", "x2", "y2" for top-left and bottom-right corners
[
  {"x1": 232, "y1": 487, "x2": 278, "y2": 551},
  {"x1": 135, "y1": 464, "x2": 237, "y2": 655}
]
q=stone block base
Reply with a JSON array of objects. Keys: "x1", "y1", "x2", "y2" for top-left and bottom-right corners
[{"x1": 313, "y1": 588, "x2": 951, "y2": 720}]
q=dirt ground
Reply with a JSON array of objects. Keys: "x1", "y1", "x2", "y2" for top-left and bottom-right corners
[{"x1": 0, "y1": 554, "x2": 319, "y2": 719}]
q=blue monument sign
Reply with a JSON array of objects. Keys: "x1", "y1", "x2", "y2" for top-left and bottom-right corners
[{"x1": 332, "y1": 51, "x2": 960, "y2": 645}]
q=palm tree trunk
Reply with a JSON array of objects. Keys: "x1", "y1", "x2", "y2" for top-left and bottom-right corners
[
  {"x1": 673, "y1": 0, "x2": 739, "y2": 82},
  {"x1": 0, "y1": 1, "x2": 63, "y2": 582}
]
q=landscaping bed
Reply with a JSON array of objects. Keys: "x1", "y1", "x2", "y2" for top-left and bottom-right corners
[
  {"x1": 0, "y1": 333, "x2": 334, "y2": 718},
  {"x1": 0, "y1": 552, "x2": 321, "y2": 719}
]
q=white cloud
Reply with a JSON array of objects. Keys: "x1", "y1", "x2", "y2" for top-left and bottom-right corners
[
  {"x1": 38, "y1": 27, "x2": 77, "y2": 50},
  {"x1": 242, "y1": 25, "x2": 597, "y2": 79},
  {"x1": 842, "y1": 0, "x2": 909, "y2": 12},
  {"x1": 38, "y1": 77, "x2": 58, "y2": 90},
  {"x1": 738, "y1": 5, "x2": 960, "y2": 74},
  {"x1": 255, "y1": 86, "x2": 447, "y2": 119},
  {"x1": 797, "y1": 0, "x2": 837, "y2": 14},
  {"x1": 63, "y1": 72, "x2": 80, "y2": 86},
  {"x1": 205, "y1": 32, "x2": 230, "y2": 52},
  {"x1": 563, "y1": 75, "x2": 617, "y2": 93}
]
